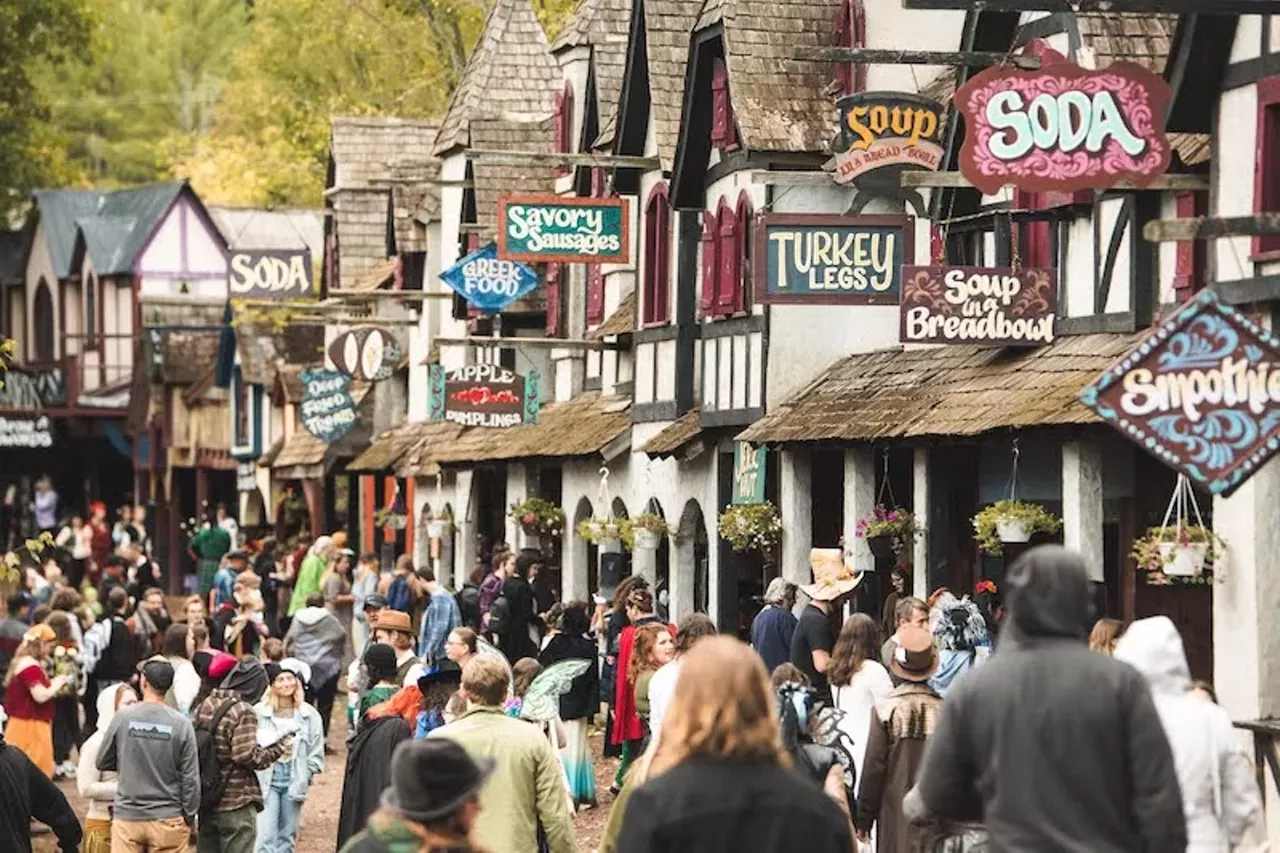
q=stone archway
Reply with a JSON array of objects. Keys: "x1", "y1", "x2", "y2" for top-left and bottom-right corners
[
  {"x1": 675, "y1": 499, "x2": 710, "y2": 620},
  {"x1": 566, "y1": 496, "x2": 594, "y2": 602},
  {"x1": 638, "y1": 498, "x2": 670, "y2": 619}
]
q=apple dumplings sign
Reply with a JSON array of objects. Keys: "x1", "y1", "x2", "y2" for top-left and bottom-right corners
[
  {"x1": 955, "y1": 61, "x2": 1171, "y2": 194},
  {"x1": 328, "y1": 326, "x2": 403, "y2": 382}
]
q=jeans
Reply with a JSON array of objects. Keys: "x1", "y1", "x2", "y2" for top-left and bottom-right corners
[
  {"x1": 197, "y1": 803, "x2": 257, "y2": 853},
  {"x1": 113, "y1": 815, "x2": 191, "y2": 853},
  {"x1": 255, "y1": 785, "x2": 301, "y2": 853}
]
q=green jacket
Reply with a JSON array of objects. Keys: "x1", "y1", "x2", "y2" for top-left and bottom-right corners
[
  {"x1": 190, "y1": 526, "x2": 231, "y2": 561},
  {"x1": 427, "y1": 707, "x2": 574, "y2": 853},
  {"x1": 289, "y1": 553, "x2": 328, "y2": 616}
]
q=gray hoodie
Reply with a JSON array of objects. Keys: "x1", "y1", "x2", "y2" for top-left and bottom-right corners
[
  {"x1": 909, "y1": 545, "x2": 1187, "y2": 853},
  {"x1": 284, "y1": 605, "x2": 346, "y2": 685},
  {"x1": 96, "y1": 699, "x2": 200, "y2": 821}
]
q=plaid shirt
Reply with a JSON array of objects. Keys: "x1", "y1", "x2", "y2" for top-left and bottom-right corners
[
  {"x1": 418, "y1": 589, "x2": 461, "y2": 666},
  {"x1": 195, "y1": 690, "x2": 287, "y2": 812}
]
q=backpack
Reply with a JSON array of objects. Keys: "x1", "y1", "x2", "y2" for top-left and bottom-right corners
[
  {"x1": 488, "y1": 593, "x2": 512, "y2": 636},
  {"x1": 195, "y1": 698, "x2": 239, "y2": 814}
]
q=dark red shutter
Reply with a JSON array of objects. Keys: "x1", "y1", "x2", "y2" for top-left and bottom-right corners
[
  {"x1": 735, "y1": 195, "x2": 752, "y2": 313},
  {"x1": 545, "y1": 263, "x2": 563, "y2": 335},
  {"x1": 834, "y1": 0, "x2": 866, "y2": 96},
  {"x1": 711, "y1": 60, "x2": 729, "y2": 148},
  {"x1": 1173, "y1": 192, "x2": 1208, "y2": 303},
  {"x1": 716, "y1": 202, "x2": 737, "y2": 314},
  {"x1": 646, "y1": 188, "x2": 670, "y2": 324},
  {"x1": 700, "y1": 210, "x2": 718, "y2": 314},
  {"x1": 1014, "y1": 190, "x2": 1052, "y2": 269},
  {"x1": 930, "y1": 223, "x2": 945, "y2": 264},
  {"x1": 554, "y1": 84, "x2": 573, "y2": 177},
  {"x1": 1255, "y1": 78, "x2": 1280, "y2": 257},
  {"x1": 587, "y1": 264, "x2": 605, "y2": 325}
]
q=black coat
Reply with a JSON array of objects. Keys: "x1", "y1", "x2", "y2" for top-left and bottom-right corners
[
  {"x1": 336, "y1": 715, "x2": 412, "y2": 852},
  {"x1": 497, "y1": 576, "x2": 538, "y2": 661},
  {"x1": 0, "y1": 737, "x2": 82, "y2": 853},
  {"x1": 539, "y1": 633, "x2": 600, "y2": 721},
  {"x1": 617, "y1": 758, "x2": 851, "y2": 853}
]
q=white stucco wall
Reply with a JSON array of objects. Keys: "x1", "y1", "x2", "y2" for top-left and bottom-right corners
[
  {"x1": 24, "y1": 220, "x2": 59, "y2": 362},
  {"x1": 138, "y1": 197, "x2": 228, "y2": 300}
]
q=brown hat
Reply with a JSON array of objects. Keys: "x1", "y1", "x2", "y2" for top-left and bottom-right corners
[
  {"x1": 889, "y1": 625, "x2": 938, "y2": 683},
  {"x1": 375, "y1": 609, "x2": 413, "y2": 636},
  {"x1": 801, "y1": 549, "x2": 863, "y2": 602}
]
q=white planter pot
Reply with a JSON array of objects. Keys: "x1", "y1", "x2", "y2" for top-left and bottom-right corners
[
  {"x1": 426, "y1": 520, "x2": 446, "y2": 539},
  {"x1": 1159, "y1": 542, "x2": 1208, "y2": 576},
  {"x1": 634, "y1": 528, "x2": 662, "y2": 550},
  {"x1": 995, "y1": 517, "x2": 1033, "y2": 544}
]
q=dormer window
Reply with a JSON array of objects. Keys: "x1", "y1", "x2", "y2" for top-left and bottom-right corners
[
  {"x1": 642, "y1": 184, "x2": 671, "y2": 326},
  {"x1": 710, "y1": 59, "x2": 738, "y2": 151}
]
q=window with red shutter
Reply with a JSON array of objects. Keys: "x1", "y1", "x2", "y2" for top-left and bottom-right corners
[
  {"x1": 833, "y1": 0, "x2": 865, "y2": 96},
  {"x1": 545, "y1": 263, "x2": 563, "y2": 336},
  {"x1": 716, "y1": 200, "x2": 737, "y2": 314},
  {"x1": 735, "y1": 193, "x2": 752, "y2": 313},
  {"x1": 554, "y1": 84, "x2": 574, "y2": 177},
  {"x1": 1013, "y1": 189, "x2": 1053, "y2": 269},
  {"x1": 700, "y1": 209, "x2": 718, "y2": 315},
  {"x1": 1254, "y1": 77, "x2": 1280, "y2": 258},
  {"x1": 643, "y1": 185, "x2": 671, "y2": 325},
  {"x1": 1173, "y1": 191, "x2": 1208, "y2": 304}
]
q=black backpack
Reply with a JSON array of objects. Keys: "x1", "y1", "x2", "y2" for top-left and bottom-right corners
[
  {"x1": 195, "y1": 698, "x2": 238, "y2": 814},
  {"x1": 488, "y1": 593, "x2": 512, "y2": 636}
]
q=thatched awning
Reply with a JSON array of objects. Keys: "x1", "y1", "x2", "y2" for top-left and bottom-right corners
[
  {"x1": 347, "y1": 420, "x2": 422, "y2": 473},
  {"x1": 638, "y1": 409, "x2": 703, "y2": 458},
  {"x1": 432, "y1": 392, "x2": 631, "y2": 465}
]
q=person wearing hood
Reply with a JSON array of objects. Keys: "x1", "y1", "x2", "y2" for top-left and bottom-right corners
[
  {"x1": 338, "y1": 669, "x2": 413, "y2": 850},
  {"x1": 907, "y1": 545, "x2": 1187, "y2": 853},
  {"x1": 255, "y1": 662, "x2": 325, "y2": 853},
  {"x1": 0, "y1": 727, "x2": 82, "y2": 853},
  {"x1": 193, "y1": 657, "x2": 293, "y2": 853},
  {"x1": 925, "y1": 592, "x2": 991, "y2": 697},
  {"x1": 285, "y1": 592, "x2": 347, "y2": 748},
  {"x1": 1114, "y1": 617, "x2": 1260, "y2": 852},
  {"x1": 289, "y1": 536, "x2": 333, "y2": 618},
  {"x1": 77, "y1": 681, "x2": 139, "y2": 853}
]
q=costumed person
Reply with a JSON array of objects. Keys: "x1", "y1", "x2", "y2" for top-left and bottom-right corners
[
  {"x1": 538, "y1": 602, "x2": 600, "y2": 809},
  {"x1": 927, "y1": 591, "x2": 991, "y2": 697},
  {"x1": 289, "y1": 536, "x2": 334, "y2": 618},
  {"x1": 337, "y1": 673, "x2": 414, "y2": 849},
  {"x1": 416, "y1": 664, "x2": 462, "y2": 739},
  {"x1": 3, "y1": 624, "x2": 67, "y2": 777},
  {"x1": 87, "y1": 501, "x2": 113, "y2": 588},
  {"x1": 827, "y1": 612, "x2": 893, "y2": 794},
  {"x1": 608, "y1": 587, "x2": 663, "y2": 792},
  {"x1": 76, "y1": 682, "x2": 138, "y2": 853}
]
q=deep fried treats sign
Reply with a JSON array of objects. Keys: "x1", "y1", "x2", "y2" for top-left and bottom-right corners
[
  {"x1": 299, "y1": 368, "x2": 357, "y2": 442},
  {"x1": 1079, "y1": 290, "x2": 1280, "y2": 497},
  {"x1": 900, "y1": 266, "x2": 1058, "y2": 346},
  {"x1": 955, "y1": 61, "x2": 1171, "y2": 194}
]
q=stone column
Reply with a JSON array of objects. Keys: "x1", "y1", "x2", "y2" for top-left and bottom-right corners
[
  {"x1": 1062, "y1": 440, "x2": 1104, "y2": 582},
  {"x1": 912, "y1": 448, "x2": 930, "y2": 600},
  {"x1": 843, "y1": 447, "x2": 876, "y2": 576},
  {"x1": 454, "y1": 470, "x2": 476, "y2": 581},
  {"x1": 631, "y1": 544, "x2": 657, "y2": 590},
  {"x1": 779, "y1": 448, "x2": 813, "y2": 593},
  {"x1": 504, "y1": 463, "x2": 528, "y2": 549}
]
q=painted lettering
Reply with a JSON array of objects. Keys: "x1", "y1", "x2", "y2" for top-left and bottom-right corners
[
  {"x1": 986, "y1": 89, "x2": 1147, "y2": 162},
  {"x1": 1120, "y1": 358, "x2": 1280, "y2": 422},
  {"x1": 846, "y1": 105, "x2": 939, "y2": 151}
]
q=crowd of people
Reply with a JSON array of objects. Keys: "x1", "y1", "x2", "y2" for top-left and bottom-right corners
[{"x1": 0, "y1": 485, "x2": 1270, "y2": 853}]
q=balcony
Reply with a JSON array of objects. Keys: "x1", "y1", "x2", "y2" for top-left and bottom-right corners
[{"x1": 0, "y1": 333, "x2": 135, "y2": 413}]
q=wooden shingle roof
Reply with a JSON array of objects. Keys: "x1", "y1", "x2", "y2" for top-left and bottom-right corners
[
  {"x1": 433, "y1": 0, "x2": 561, "y2": 156},
  {"x1": 432, "y1": 392, "x2": 631, "y2": 464},
  {"x1": 638, "y1": 409, "x2": 702, "y2": 456},
  {"x1": 587, "y1": 290, "x2": 636, "y2": 339},
  {"x1": 332, "y1": 190, "x2": 391, "y2": 290},
  {"x1": 738, "y1": 333, "x2": 1148, "y2": 445},
  {"x1": 554, "y1": 0, "x2": 631, "y2": 146},
  {"x1": 470, "y1": 118, "x2": 558, "y2": 239},
  {"x1": 347, "y1": 419, "x2": 422, "y2": 473},
  {"x1": 329, "y1": 117, "x2": 438, "y2": 191},
  {"x1": 643, "y1": 0, "x2": 704, "y2": 170}
]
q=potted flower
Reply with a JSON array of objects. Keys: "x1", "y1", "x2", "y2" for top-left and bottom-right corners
[
  {"x1": 375, "y1": 507, "x2": 408, "y2": 530},
  {"x1": 425, "y1": 509, "x2": 453, "y2": 540},
  {"x1": 620, "y1": 512, "x2": 670, "y2": 550},
  {"x1": 717, "y1": 502, "x2": 783, "y2": 553},
  {"x1": 855, "y1": 505, "x2": 918, "y2": 561},
  {"x1": 972, "y1": 500, "x2": 1062, "y2": 555},
  {"x1": 576, "y1": 517, "x2": 622, "y2": 545},
  {"x1": 508, "y1": 497, "x2": 566, "y2": 538},
  {"x1": 1132, "y1": 524, "x2": 1224, "y2": 582}
]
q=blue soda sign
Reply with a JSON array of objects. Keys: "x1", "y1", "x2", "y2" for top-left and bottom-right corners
[
  {"x1": 439, "y1": 243, "x2": 539, "y2": 314},
  {"x1": 753, "y1": 214, "x2": 912, "y2": 305}
]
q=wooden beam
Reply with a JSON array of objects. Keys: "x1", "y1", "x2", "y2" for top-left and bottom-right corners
[
  {"x1": 903, "y1": 171, "x2": 1210, "y2": 190},
  {"x1": 1144, "y1": 214, "x2": 1280, "y2": 243},
  {"x1": 901, "y1": 0, "x2": 1278, "y2": 12},
  {"x1": 746, "y1": 170, "x2": 837, "y2": 187},
  {"x1": 465, "y1": 149, "x2": 661, "y2": 169},
  {"x1": 431, "y1": 335, "x2": 622, "y2": 351},
  {"x1": 1212, "y1": 275, "x2": 1280, "y2": 305},
  {"x1": 325, "y1": 290, "x2": 453, "y2": 301},
  {"x1": 794, "y1": 47, "x2": 1040, "y2": 68}
]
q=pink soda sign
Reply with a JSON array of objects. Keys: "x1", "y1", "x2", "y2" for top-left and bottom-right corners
[{"x1": 955, "y1": 61, "x2": 1171, "y2": 195}]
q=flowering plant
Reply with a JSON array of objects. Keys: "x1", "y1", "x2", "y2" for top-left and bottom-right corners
[
  {"x1": 972, "y1": 500, "x2": 1061, "y2": 555},
  {"x1": 1131, "y1": 525, "x2": 1224, "y2": 586},
  {"x1": 855, "y1": 505, "x2": 918, "y2": 558},
  {"x1": 618, "y1": 512, "x2": 672, "y2": 550},
  {"x1": 974, "y1": 579, "x2": 997, "y2": 596},
  {"x1": 718, "y1": 502, "x2": 783, "y2": 553},
  {"x1": 576, "y1": 518, "x2": 620, "y2": 544},
  {"x1": 509, "y1": 497, "x2": 565, "y2": 537}
]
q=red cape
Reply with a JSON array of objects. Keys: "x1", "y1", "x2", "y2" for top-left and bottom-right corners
[{"x1": 611, "y1": 624, "x2": 643, "y2": 744}]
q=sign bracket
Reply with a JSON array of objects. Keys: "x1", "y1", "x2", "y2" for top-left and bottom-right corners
[{"x1": 794, "y1": 47, "x2": 1041, "y2": 69}]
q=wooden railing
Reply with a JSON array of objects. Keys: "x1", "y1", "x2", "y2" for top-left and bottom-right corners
[{"x1": 1235, "y1": 719, "x2": 1280, "y2": 809}]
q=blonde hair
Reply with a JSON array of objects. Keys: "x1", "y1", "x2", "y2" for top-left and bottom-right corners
[
  {"x1": 266, "y1": 672, "x2": 303, "y2": 712},
  {"x1": 462, "y1": 656, "x2": 510, "y2": 707},
  {"x1": 1089, "y1": 618, "x2": 1125, "y2": 655},
  {"x1": 3, "y1": 637, "x2": 46, "y2": 687},
  {"x1": 648, "y1": 636, "x2": 789, "y2": 777}
]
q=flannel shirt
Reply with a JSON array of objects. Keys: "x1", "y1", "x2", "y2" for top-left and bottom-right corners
[
  {"x1": 194, "y1": 689, "x2": 287, "y2": 812},
  {"x1": 418, "y1": 589, "x2": 461, "y2": 666}
]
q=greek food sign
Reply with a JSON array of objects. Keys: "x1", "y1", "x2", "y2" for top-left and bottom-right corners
[
  {"x1": 439, "y1": 243, "x2": 539, "y2": 314},
  {"x1": 955, "y1": 61, "x2": 1171, "y2": 194},
  {"x1": 427, "y1": 364, "x2": 541, "y2": 428},
  {"x1": 900, "y1": 266, "x2": 1058, "y2": 346},
  {"x1": 299, "y1": 368, "x2": 357, "y2": 443},
  {"x1": 1079, "y1": 289, "x2": 1280, "y2": 497},
  {"x1": 754, "y1": 214, "x2": 912, "y2": 305},
  {"x1": 498, "y1": 195, "x2": 630, "y2": 264},
  {"x1": 227, "y1": 250, "x2": 315, "y2": 299}
]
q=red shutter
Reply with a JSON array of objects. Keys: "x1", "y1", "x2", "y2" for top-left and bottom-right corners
[
  {"x1": 1014, "y1": 190, "x2": 1052, "y2": 269},
  {"x1": 834, "y1": 0, "x2": 866, "y2": 96},
  {"x1": 554, "y1": 84, "x2": 573, "y2": 176},
  {"x1": 930, "y1": 223, "x2": 946, "y2": 264},
  {"x1": 711, "y1": 60, "x2": 729, "y2": 148},
  {"x1": 735, "y1": 195, "x2": 752, "y2": 313},
  {"x1": 587, "y1": 264, "x2": 605, "y2": 325},
  {"x1": 1173, "y1": 192, "x2": 1208, "y2": 303},
  {"x1": 645, "y1": 188, "x2": 671, "y2": 325},
  {"x1": 545, "y1": 263, "x2": 563, "y2": 335},
  {"x1": 716, "y1": 202, "x2": 737, "y2": 314},
  {"x1": 700, "y1": 209, "x2": 718, "y2": 314},
  {"x1": 1255, "y1": 78, "x2": 1280, "y2": 257}
]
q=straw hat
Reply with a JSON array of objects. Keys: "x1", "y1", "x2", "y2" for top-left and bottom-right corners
[
  {"x1": 800, "y1": 548, "x2": 863, "y2": 602},
  {"x1": 888, "y1": 625, "x2": 939, "y2": 683}
]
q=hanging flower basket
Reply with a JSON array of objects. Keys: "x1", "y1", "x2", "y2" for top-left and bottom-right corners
[
  {"x1": 576, "y1": 518, "x2": 621, "y2": 545},
  {"x1": 375, "y1": 508, "x2": 408, "y2": 530},
  {"x1": 509, "y1": 497, "x2": 565, "y2": 538},
  {"x1": 972, "y1": 500, "x2": 1061, "y2": 555},
  {"x1": 426, "y1": 519, "x2": 447, "y2": 539},
  {"x1": 855, "y1": 505, "x2": 919, "y2": 561},
  {"x1": 1132, "y1": 525, "x2": 1223, "y2": 586},
  {"x1": 718, "y1": 502, "x2": 783, "y2": 553},
  {"x1": 618, "y1": 512, "x2": 670, "y2": 551}
]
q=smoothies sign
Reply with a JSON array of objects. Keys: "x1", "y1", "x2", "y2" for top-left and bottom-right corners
[
  {"x1": 900, "y1": 266, "x2": 1058, "y2": 346},
  {"x1": 438, "y1": 243, "x2": 539, "y2": 314},
  {"x1": 498, "y1": 195, "x2": 630, "y2": 264},
  {"x1": 1079, "y1": 290, "x2": 1280, "y2": 497},
  {"x1": 831, "y1": 93, "x2": 944, "y2": 185},
  {"x1": 754, "y1": 214, "x2": 911, "y2": 305},
  {"x1": 955, "y1": 61, "x2": 1171, "y2": 194}
]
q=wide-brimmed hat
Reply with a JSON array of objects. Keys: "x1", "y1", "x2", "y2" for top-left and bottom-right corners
[
  {"x1": 374, "y1": 609, "x2": 414, "y2": 636},
  {"x1": 417, "y1": 661, "x2": 462, "y2": 694},
  {"x1": 380, "y1": 739, "x2": 494, "y2": 823},
  {"x1": 889, "y1": 625, "x2": 939, "y2": 683},
  {"x1": 800, "y1": 549, "x2": 863, "y2": 602}
]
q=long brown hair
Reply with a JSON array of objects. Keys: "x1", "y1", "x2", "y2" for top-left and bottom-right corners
[
  {"x1": 628, "y1": 623, "x2": 670, "y2": 685},
  {"x1": 827, "y1": 612, "x2": 880, "y2": 687},
  {"x1": 1089, "y1": 618, "x2": 1125, "y2": 655},
  {"x1": 649, "y1": 636, "x2": 788, "y2": 777}
]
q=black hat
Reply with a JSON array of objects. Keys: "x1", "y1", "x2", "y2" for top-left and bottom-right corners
[
  {"x1": 417, "y1": 661, "x2": 462, "y2": 694},
  {"x1": 363, "y1": 593, "x2": 388, "y2": 611},
  {"x1": 363, "y1": 642, "x2": 398, "y2": 682},
  {"x1": 380, "y1": 740, "x2": 494, "y2": 823},
  {"x1": 264, "y1": 663, "x2": 285, "y2": 684}
]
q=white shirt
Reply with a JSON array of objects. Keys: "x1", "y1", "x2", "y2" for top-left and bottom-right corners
[
  {"x1": 831, "y1": 659, "x2": 894, "y2": 792},
  {"x1": 647, "y1": 658, "x2": 682, "y2": 744},
  {"x1": 219, "y1": 517, "x2": 240, "y2": 543}
]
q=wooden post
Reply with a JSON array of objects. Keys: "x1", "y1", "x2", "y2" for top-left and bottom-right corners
[
  {"x1": 1143, "y1": 213, "x2": 1280, "y2": 242},
  {"x1": 793, "y1": 47, "x2": 1041, "y2": 68}
]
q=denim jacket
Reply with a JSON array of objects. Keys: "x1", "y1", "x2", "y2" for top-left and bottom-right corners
[{"x1": 253, "y1": 700, "x2": 325, "y2": 802}]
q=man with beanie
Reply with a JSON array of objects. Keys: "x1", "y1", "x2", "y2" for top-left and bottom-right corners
[{"x1": 193, "y1": 657, "x2": 293, "y2": 853}]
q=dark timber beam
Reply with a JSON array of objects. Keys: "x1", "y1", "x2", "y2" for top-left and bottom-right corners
[
  {"x1": 1144, "y1": 214, "x2": 1280, "y2": 243},
  {"x1": 902, "y1": 0, "x2": 1280, "y2": 12},
  {"x1": 465, "y1": 149, "x2": 660, "y2": 169},
  {"x1": 903, "y1": 172, "x2": 1209, "y2": 190},
  {"x1": 1212, "y1": 276, "x2": 1280, "y2": 305},
  {"x1": 793, "y1": 47, "x2": 1041, "y2": 68}
]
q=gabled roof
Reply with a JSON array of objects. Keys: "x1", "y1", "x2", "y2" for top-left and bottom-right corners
[
  {"x1": 328, "y1": 117, "x2": 438, "y2": 191},
  {"x1": 31, "y1": 189, "x2": 104, "y2": 278},
  {"x1": 209, "y1": 206, "x2": 324, "y2": 255},
  {"x1": 61, "y1": 181, "x2": 193, "y2": 277},
  {"x1": 433, "y1": 0, "x2": 560, "y2": 156},
  {"x1": 621, "y1": 0, "x2": 702, "y2": 170},
  {"x1": 0, "y1": 230, "x2": 26, "y2": 285},
  {"x1": 470, "y1": 118, "x2": 558, "y2": 238},
  {"x1": 554, "y1": 0, "x2": 631, "y2": 149}
]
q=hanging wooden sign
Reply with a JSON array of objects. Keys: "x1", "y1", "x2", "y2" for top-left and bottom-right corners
[
  {"x1": 754, "y1": 214, "x2": 911, "y2": 305},
  {"x1": 0, "y1": 415, "x2": 54, "y2": 449},
  {"x1": 427, "y1": 364, "x2": 541, "y2": 428},
  {"x1": 227, "y1": 250, "x2": 316, "y2": 299},
  {"x1": 1079, "y1": 289, "x2": 1280, "y2": 497},
  {"x1": 900, "y1": 265, "x2": 1058, "y2": 345},
  {"x1": 955, "y1": 61, "x2": 1171, "y2": 195},
  {"x1": 299, "y1": 368, "x2": 357, "y2": 442},
  {"x1": 831, "y1": 93, "x2": 945, "y2": 186},
  {"x1": 327, "y1": 326, "x2": 403, "y2": 382},
  {"x1": 498, "y1": 195, "x2": 630, "y2": 264},
  {"x1": 732, "y1": 442, "x2": 767, "y2": 505},
  {"x1": 439, "y1": 243, "x2": 539, "y2": 314}
]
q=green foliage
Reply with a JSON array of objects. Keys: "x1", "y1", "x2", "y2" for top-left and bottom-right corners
[
  {"x1": 1131, "y1": 525, "x2": 1224, "y2": 587},
  {"x1": 718, "y1": 502, "x2": 783, "y2": 553},
  {"x1": 2, "y1": 532, "x2": 55, "y2": 585},
  {"x1": 971, "y1": 500, "x2": 1062, "y2": 555},
  {"x1": 510, "y1": 497, "x2": 565, "y2": 537}
]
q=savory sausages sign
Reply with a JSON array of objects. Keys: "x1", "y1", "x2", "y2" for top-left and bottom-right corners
[
  {"x1": 955, "y1": 61, "x2": 1171, "y2": 194},
  {"x1": 900, "y1": 266, "x2": 1058, "y2": 346},
  {"x1": 498, "y1": 195, "x2": 629, "y2": 264},
  {"x1": 1079, "y1": 289, "x2": 1280, "y2": 497}
]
